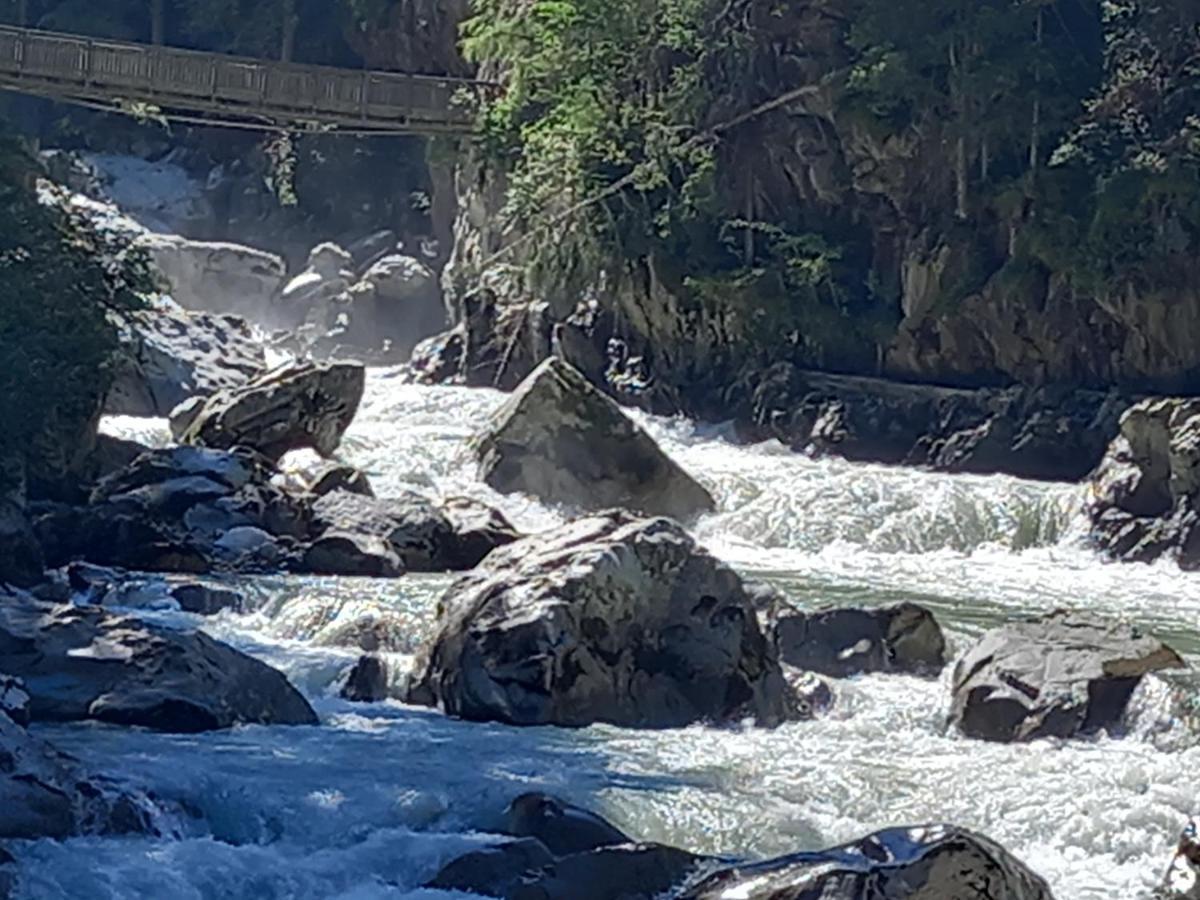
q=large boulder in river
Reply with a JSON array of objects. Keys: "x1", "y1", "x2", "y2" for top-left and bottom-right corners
[
  {"x1": 949, "y1": 611, "x2": 1184, "y2": 742},
  {"x1": 105, "y1": 306, "x2": 266, "y2": 417},
  {"x1": 680, "y1": 824, "x2": 1053, "y2": 899},
  {"x1": 405, "y1": 510, "x2": 791, "y2": 728},
  {"x1": 181, "y1": 360, "x2": 365, "y2": 462},
  {"x1": 303, "y1": 489, "x2": 516, "y2": 574},
  {"x1": 1087, "y1": 397, "x2": 1200, "y2": 567},
  {"x1": 0, "y1": 709, "x2": 164, "y2": 839},
  {"x1": 0, "y1": 588, "x2": 317, "y2": 731},
  {"x1": 473, "y1": 358, "x2": 715, "y2": 520},
  {"x1": 135, "y1": 233, "x2": 286, "y2": 320},
  {"x1": 771, "y1": 602, "x2": 947, "y2": 677}
]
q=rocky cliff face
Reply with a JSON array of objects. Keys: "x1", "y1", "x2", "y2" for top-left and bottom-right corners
[{"x1": 436, "y1": 0, "x2": 1200, "y2": 467}]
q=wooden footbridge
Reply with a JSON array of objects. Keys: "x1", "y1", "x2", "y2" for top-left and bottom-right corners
[{"x1": 0, "y1": 25, "x2": 487, "y2": 135}]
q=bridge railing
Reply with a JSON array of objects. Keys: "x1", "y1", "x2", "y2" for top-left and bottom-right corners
[{"x1": 0, "y1": 25, "x2": 482, "y2": 130}]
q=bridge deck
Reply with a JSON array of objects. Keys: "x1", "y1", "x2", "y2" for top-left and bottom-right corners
[{"x1": 0, "y1": 25, "x2": 483, "y2": 134}]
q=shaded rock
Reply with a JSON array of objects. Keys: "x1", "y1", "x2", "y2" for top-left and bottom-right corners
[
  {"x1": 169, "y1": 583, "x2": 245, "y2": 616},
  {"x1": 340, "y1": 655, "x2": 389, "y2": 702},
  {"x1": 1163, "y1": 816, "x2": 1200, "y2": 899},
  {"x1": 473, "y1": 358, "x2": 714, "y2": 520},
  {"x1": 771, "y1": 603, "x2": 947, "y2": 677},
  {"x1": 0, "y1": 589, "x2": 317, "y2": 731},
  {"x1": 306, "y1": 490, "x2": 504, "y2": 572},
  {"x1": 300, "y1": 533, "x2": 402, "y2": 578},
  {"x1": 680, "y1": 824, "x2": 1053, "y2": 899},
  {"x1": 405, "y1": 510, "x2": 792, "y2": 728},
  {"x1": 105, "y1": 306, "x2": 266, "y2": 417},
  {"x1": 506, "y1": 793, "x2": 630, "y2": 857},
  {"x1": 168, "y1": 396, "x2": 207, "y2": 442},
  {"x1": 0, "y1": 710, "x2": 164, "y2": 840},
  {"x1": 56, "y1": 563, "x2": 244, "y2": 616},
  {"x1": 1087, "y1": 398, "x2": 1200, "y2": 568},
  {"x1": 84, "y1": 435, "x2": 154, "y2": 484},
  {"x1": 436, "y1": 495, "x2": 520, "y2": 565},
  {"x1": 0, "y1": 502, "x2": 43, "y2": 588},
  {"x1": 33, "y1": 502, "x2": 207, "y2": 573},
  {"x1": 950, "y1": 611, "x2": 1184, "y2": 742},
  {"x1": 0, "y1": 676, "x2": 29, "y2": 727},
  {"x1": 428, "y1": 838, "x2": 556, "y2": 897},
  {"x1": 407, "y1": 326, "x2": 465, "y2": 385},
  {"x1": 136, "y1": 233, "x2": 285, "y2": 320},
  {"x1": 521, "y1": 843, "x2": 706, "y2": 900},
  {"x1": 352, "y1": 253, "x2": 444, "y2": 358},
  {"x1": 182, "y1": 360, "x2": 365, "y2": 463}
]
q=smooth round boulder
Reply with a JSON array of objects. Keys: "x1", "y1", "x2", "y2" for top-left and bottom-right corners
[
  {"x1": 950, "y1": 611, "x2": 1184, "y2": 742},
  {"x1": 405, "y1": 510, "x2": 792, "y2": 729},
  {"x1": 506, "y1": 793, "x2": 630, "y2": 857}
]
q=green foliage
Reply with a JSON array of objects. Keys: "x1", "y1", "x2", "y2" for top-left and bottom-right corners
[{"x1": 0, "y1": 136, "x2": 152, "y2": 488}]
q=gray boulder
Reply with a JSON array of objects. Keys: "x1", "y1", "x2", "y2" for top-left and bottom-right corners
[
  {"x1": 1087, "y1": 398, "x2": 1200, "y2": 567},
  {"x1": 771, "y1": 602, "x2": 947, "y2": 677},
  {"x1": 680, "y1": 824, "x2": 1053, "y2": 899},
  {"x1": 305, "y1": 490, "x2": 514, "y2": 574},
  {"x1": 105, "y1": 307, "x2": 266, "y2": 417},
  {"x1": 405, "y1": 510, "x2": 792, "y2": 728},
  {"x1": 0, "y1": 675, "x2": 29, "y2": 726},
  {"x1": 473, "y1": 358, "x2": 714, "y2": 520},
  {"x1": 0, "y1": 589, "x2": 317, "y2": 731},
  {"x1": 0, "y1": 710, "x2": 163, "y2": 840},
  {"x1": 182, "y1": 360, "x2": 365, "y2": 462},
  {"x1": 136, "y1": 233, "x2": 285, "y2": 320},
  {"x1": 950, "y1": 611, "x2": 1184, "y2": 742}
]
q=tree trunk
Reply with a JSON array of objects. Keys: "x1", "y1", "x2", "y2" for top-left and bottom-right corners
[
  {"x1": 950, "y1": 39, "x2": 968, "y2": 220},
  {"x1": 280, "y1": 0, "x2": 298, "y2": 62},
  {"x1": 150, "y1": 0, "x2": 165, "y2": 44}
]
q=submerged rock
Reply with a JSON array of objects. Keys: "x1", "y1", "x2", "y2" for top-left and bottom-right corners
[
  {"x1": 405, "y1": 510, "x2": 792, "y2": 728},
  {"x1": 105, "y1": 307, "x2": 266, "y2": 417},
  {"x1": 680, "y1": 824, "x2": 1053, "y2": 899},
  {"x1": 473, "y1": 358, "x2": 714, "y2": 520},
  {"x1": 182, "y1": 360, "x2": 365, "y2": 463},
  {"x1": 771, "y1": 602, "x2": 947, "y2": 677},
  {"x1": 0, "y1": 589, "x2": 317, "y2": 731},
  {"x1": 949, "y1": 611, "x2": 1184, "y2": 742},
  {"x1": 0, "y1": 710, "x2": 165, "y2": 840}
]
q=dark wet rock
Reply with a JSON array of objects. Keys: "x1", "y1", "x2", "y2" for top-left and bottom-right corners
[
  {"x1": 168, "y1": 583, "x2": 245, "y2": 616},
  {"x1": 1087, "y1": 398, "x2": 1200, "y2": 568},
  {"x1": 0, "y1": 501, "x2": 43, "y2": 588},
  {"x1": 105, "y1": 307, "x2": 266, "y2": 418},
  {"x1": 746, "y1": 365, "x2": 1129, "y2": 482},
  {"x1": 528, "y1": 844, "x2": 707, "y2": 900},
  {"x1": 0, "y1": 676, "x2": 29, "y2": 727},
  {"x1": 436, "y1": 495, "x2": 521, "y2": 565},
  {"x1": 0, "y1": 588, "x2": 317, "y2": 731},
  {"x1": 1162, "y1": 816, "x2": 1200, "y2": 899},
  {"x1": 340, "y1": 654, "x2": 389, "y2": 702},
  {"x1": 305, "y1": 490, "x2": 510, "y2": 573},
  {"x1": 782, "y1": 668, "x2": 835, "y2": 719},
  {"x1": 300, "y1": 533, "x2": 403, "y2": 578},
  {"x1": 85, "y1": 435, "x2": 155, "y2": 484},
  {"x1": 680, "y1": 824, "x2": 1053, "y2": 899},
  {"x1": 182, "y1": 360, "x2": 365, "y2": 463},
  {"x1": 405, "y1": 510, "x2": 792, "y2": 728},
  {"x1": 407, "y1": 326, "x2": 465, "y2": 385},
  {"x1": 0, "y1": 710, "x2": 165, "y2": 840},
  {"x1": 49, "y1": 563, "x2": 244, "y2": 616},
  {"x1": 771, "y1": 603, "x2": 947, "y2": 677},
  {"x1": 473, "y1": 358, "x2": 714, "y2": 520},
  {"x1": 950, "y1": 611, "x2": 1184, "y2": 742},
  {"x1": 505, "y1": 793, "x2": 630, "y2": 857},
  {"x1": 427, "y1": 838, "x2": 556, "y2": 896},
  {"x1": 307, "y1": 463, "x2": 375, "y2": 498}
]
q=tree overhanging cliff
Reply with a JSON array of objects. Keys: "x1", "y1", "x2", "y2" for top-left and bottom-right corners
[{"x1": 445, "y1": 0, "x2": 1200, "y2": 402}]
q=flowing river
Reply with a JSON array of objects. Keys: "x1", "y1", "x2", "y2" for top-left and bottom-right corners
[{"x1": 16, "y1": 368, "x2": 1200, "y2": 899}]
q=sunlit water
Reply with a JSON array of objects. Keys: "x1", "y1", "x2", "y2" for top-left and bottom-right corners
[{"x1": 22, "y1": 368, "x2": 1200, "y2": 899}]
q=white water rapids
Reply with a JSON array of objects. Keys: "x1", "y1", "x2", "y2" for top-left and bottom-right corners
[{"x1": 19, "y1": 369, "x2": 1200, "y2": 899}]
